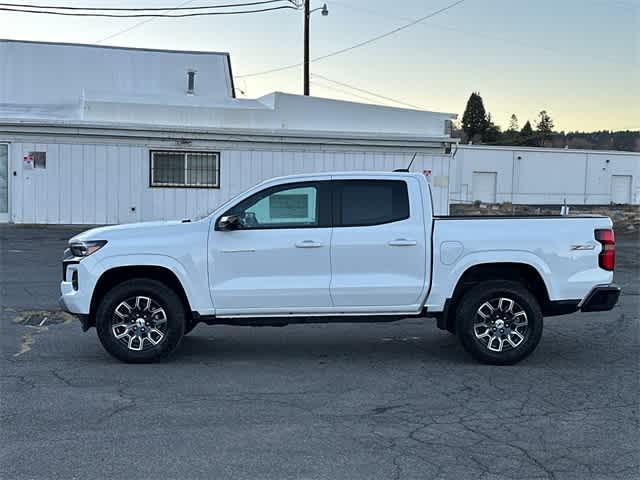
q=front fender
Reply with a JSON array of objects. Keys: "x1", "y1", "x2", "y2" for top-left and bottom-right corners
[
  {"x1": 94, "y1": 254, "x2": 212, "y2": 312},
  {"x1": 60, "y1": 253, "x2": 212, "y2": 316}
]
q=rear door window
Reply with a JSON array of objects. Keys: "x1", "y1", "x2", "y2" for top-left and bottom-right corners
[{"x1": 335, "y1": 180, "x2": 410, "y2": 227}]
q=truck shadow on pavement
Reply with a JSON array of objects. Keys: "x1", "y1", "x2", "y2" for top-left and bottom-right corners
[
  {"x1": 4, "y1": 304, "x2": 633, "y2": 370},
  {"x1": 169, "y1": 329, "x2": 469, "y2": 366}
]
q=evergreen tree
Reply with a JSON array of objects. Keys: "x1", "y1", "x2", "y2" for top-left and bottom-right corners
[
  {"x1": 521, "y1": 120, "x2": 533, "y2": 137},
  {"x1": 483, "y1": 113, "x2": 501, "y2": 143},
  {"x1": 461, "y1": 92, "x2": 488, "y2": 142},
  {"x1": 508, "y1": 114, "x2": 519, "y2": 132},
  {"x1": 536, "y1": 110, "x2": 554, "y2": 146}
]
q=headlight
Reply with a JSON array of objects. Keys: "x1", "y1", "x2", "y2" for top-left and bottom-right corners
[{"x1": 69, "y1": 240, "x2": 107, "y2": 257}]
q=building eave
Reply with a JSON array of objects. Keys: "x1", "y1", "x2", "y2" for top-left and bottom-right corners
[
  {"x1": 0, "y1": 118, "x2": 457, "y2": 148},
  {"x1": 0, "y1": 38, "x2": 231, "y2": 57},
  {"x1": 458, "y1": 144, "x2": 639, "y2": 157}
]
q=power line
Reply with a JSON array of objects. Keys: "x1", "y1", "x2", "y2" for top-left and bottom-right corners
[
  {"x1": 331, "y1": 0, "x2": 628, "y2": 66},
  {"x1": 94, "y1": 0, "x2": 296, "y2": 43},
  {"x1": 0, "y1": 4, "x2": 297, "y2": 17},
  {"x1": 310, "y1": 78, "x2": 398, "y2": 106},
  {"x1": 583, "y1": 0, "x2": 638, "y2": 10},
  {"x1": 96, "y1": 0, "x2": 196, "y2": 43},
  {"x1": 0, "y1": 0, "x2": 288, "y2": 11},
  {"x1": 312, "y1": 73, "x2": 424, "y2": 109},
  {"x1": 236, "y1": 0, "x2": 466, "y2": 78}
]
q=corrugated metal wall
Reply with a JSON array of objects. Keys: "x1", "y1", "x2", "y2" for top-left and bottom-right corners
[
  {"x1": 7, "y1": 140, "x2": 450, "y2": 224},
  {"x1": 450, "y1": 146, "x2": 640, "y2": 205}
]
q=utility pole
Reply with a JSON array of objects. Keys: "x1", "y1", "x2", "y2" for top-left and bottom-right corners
[
  {"x1": 302, "y1": 2, "x2": 328, "y2": 96},
  {"x1": 304, "y1": 0, "x2": 310, "y2": 96}
]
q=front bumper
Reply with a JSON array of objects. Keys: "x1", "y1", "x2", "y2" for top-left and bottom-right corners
[
  {"x1": 60, "y1": 258, "x2": 94, "y2": 330},
  {"x1": 580, "y1": 284, "x2": 621, "y2": 312},
  {"x1": 59, "y1": 295, "x2": 92, "y2": 331},
  {"x1": 59, "y1": 254, "x2": 94, "y2": 315}
]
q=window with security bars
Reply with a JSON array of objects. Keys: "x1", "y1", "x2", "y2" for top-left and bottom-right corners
[
  {"x1": 31, "y1": 151, "x2": 46, "y2": 169},
  {"x1": 150, "y1": 150, "x2": 220, "y2": 188}
]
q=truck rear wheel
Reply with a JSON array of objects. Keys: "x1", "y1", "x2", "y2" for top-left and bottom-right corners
[
  {"x1": 184, "y1": 321, "x2": 198, "y2": 335},
  {"x1": 95, "y1": 279, "x2": 186, "y2": 363},
  {"x1": 455, "y1": 280, "x2": 543, "y2": 365}
]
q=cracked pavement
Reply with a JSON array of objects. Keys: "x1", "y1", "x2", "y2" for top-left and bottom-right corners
[{"x1": 1, "y1": 225, "x2": 638, "y2": 479}]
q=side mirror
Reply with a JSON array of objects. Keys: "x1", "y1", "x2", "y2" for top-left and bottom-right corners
[{"x1": 218, "y1": 214, "x2": 241, "y2": 231}]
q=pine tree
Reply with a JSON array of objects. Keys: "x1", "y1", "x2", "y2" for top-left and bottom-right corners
[
  {"x1": 461, "y1": 92, "x2": 488, "y2": 142},
  {"x1": 536, "y1": 110, "x2": 555, "y2": 146},
  {"x1": 521, "y1": 120, "x2": 533, "y2": 137},
  {"x1": 508, "y1": 114, "x2": 519, "y2": 132},
  {"x1": 483, "y1": 113, "x2": 501, "y2": 143}
]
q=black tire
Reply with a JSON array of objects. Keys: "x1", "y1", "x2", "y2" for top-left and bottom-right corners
[
  {"x1": 96, "y1": 278, "x2": 186, "y2": 363},
  {"x1": 455, "y1": 280, "x2": 543, "y2": 365},
  {"x1": 184, "y1": 321, "x2": 198, "y2": 335}
]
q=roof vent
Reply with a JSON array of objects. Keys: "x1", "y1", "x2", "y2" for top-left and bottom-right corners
[{"x1": 187, "y1": 70, "x2": 196, "y2": 95}]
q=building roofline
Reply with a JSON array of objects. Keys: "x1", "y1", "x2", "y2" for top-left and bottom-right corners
[
  {"x1": 0, "y1": 38, "x2": 231, "y2": 57},
  {"x1": 457, "y1": 144, "x2": 640, "y2": 156},
  {"x1": 267, "y1": 91, "x2": 458, "y2": 118},
  {"x1": 0, "y1": 118, "x2": 457, "y2": 146},
  {"x1": 226, "y1": 55, "x2": 236, "y2": 99}
]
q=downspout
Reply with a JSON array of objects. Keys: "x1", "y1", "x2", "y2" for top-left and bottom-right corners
[
  {"x1": 79, "y1": 88, "x2": 86, "y2": 121},
  {"x1": 584, "y1": 153, "x2": 589, "y2": 205}
]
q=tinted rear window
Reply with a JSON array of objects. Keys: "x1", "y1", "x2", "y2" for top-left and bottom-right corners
[{"x1": 336, "y1": 180, "x2": 410, "y2": 227}]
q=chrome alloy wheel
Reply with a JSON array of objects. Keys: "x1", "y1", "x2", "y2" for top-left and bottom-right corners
[
  {"x1": 111, "y1": 296, "x2": 168, "y2": 352},
  {"x1": 473, "y1": 297, "x2": 529, "y2": 353}
]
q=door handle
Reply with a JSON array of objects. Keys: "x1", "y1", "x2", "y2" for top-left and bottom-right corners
[
  {"x1": 388, "y1": 239, "x2": 417, "y2": 247},
  {"x1": 295, "y1": 240, "x2": 323, "y2": 248},
  {"x1": 570, "y1": 244, "x2": 596, "y2": 251}
]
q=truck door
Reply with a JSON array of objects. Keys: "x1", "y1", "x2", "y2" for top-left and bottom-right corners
[
  {"x1": 329, "y1": 177, "x2": 428, "y2": 308},
  {"x1": 209, "y1": 180, "x2": 333, "y2": 314}
]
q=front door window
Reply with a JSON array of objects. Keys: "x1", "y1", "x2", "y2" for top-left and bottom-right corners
[{"x1": 225, "y1": 184, "x2": 320, "y2": 229}]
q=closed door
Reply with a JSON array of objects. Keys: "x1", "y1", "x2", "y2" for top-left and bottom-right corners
[
  {"x1": 611, "y1": 175, "x2": 632, "y2": 204},
  {"x1": 209, "y1": 181, "x2": 333, "y2": 313},
  {"x1": 330, "y1": 179, "x2": 427, "y2": 308},
  {"x1": 0, "y1": 145, "x2": 8, "y2": 223},
  {"x1": 472, "y1": 171, "x2": 497, "y2": 203}
]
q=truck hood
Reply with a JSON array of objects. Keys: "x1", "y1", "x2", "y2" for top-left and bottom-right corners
[{"x1": 69, "y1": 219, "x2": 208, "y2": 244}]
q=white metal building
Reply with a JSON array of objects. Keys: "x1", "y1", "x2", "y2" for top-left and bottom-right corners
[
  {"x1": 450, "y1": 145, "x2": 640, "y2": 205},
  {"x1": 0, "y1": 39, "x2": 457, "y2": 224}
]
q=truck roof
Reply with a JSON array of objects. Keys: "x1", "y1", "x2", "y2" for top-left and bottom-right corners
[{"x1": 264, "y1": 171, "x2": 425, "y2": 183}]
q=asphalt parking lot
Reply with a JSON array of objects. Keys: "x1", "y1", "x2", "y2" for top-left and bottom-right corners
[{"x1": 1, "y1": 225, "x2": 638, "y2": 480}]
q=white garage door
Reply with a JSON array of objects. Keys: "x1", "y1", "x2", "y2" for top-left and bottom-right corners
[
  {"x1": 611, "y1": 175, "x2": 632, "y2": 204},
  {"x1": 472, "y1": 171, "x2": 497, "y2": 203}
]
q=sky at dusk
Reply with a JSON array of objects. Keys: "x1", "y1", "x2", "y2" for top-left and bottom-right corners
[{"x1": 1, "y1": 0, "x2": 638, "y2": 131}]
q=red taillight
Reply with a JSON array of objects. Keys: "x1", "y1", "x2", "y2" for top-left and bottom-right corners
[{"x1": 595, "y1": 229, "x2": 615, "y2": 271}]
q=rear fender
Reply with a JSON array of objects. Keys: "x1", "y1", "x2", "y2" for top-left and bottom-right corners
[{"x1": 427, "y1": 251, "x2": 554, "y2": 311}]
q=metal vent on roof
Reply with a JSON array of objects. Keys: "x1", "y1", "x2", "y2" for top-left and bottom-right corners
[{"x1": 187, "y1": 70, "x2": 196, "y2": 94}]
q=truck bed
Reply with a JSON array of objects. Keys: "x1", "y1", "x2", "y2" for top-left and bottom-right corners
[
  {"x1": 434, "y1": 214, "x2": 609, "y2": 220},
  {"x1": 425, "y1": 215, "x2": 614, "y2": 312}
]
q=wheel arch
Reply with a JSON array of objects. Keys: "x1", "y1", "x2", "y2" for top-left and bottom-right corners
[
  {"x1": 89, "y1": 265, "x2": 193, "y2": 327},
  {"x1": 438, "y1": 262, "x2": 553, "y2": 333}
]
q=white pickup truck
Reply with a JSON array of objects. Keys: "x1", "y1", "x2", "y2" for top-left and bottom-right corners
[{"x1": 60, "y1": 172, "x2": 620, "y2": 364}]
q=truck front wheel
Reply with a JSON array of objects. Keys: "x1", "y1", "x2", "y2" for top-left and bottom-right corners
[
  {"x1": 95, "y1": 279, "x2": 186, "y2": 363},
  {"x1": 455, "y1": 280, "x2": 543, "y2": 365}
]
